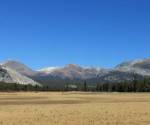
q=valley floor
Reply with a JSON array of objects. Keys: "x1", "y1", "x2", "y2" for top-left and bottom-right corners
[{"x1": 0, "y1": 92, "x2": 150, "y2": 125}]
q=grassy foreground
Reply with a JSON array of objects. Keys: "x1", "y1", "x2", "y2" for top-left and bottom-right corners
[{"x1": 0, "y1": 92, "x2": 150, "y2": 125}]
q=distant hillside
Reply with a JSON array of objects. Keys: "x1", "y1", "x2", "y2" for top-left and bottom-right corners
[
  {"x1": 1, "y1": 58, "x2": 150, "y2": 90},
  {"x1": 0, "y1": 65, "x2": 40, "y2": 86}
]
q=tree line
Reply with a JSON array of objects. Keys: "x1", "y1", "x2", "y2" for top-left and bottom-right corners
[
  {"x1": 65, "y1": 77, "x2": 150, "y2": 92},
  {"x1": 0, "y1": 76, "x2": 150, "y2": 92},
  {"x1": 0, "y1": 82, "x2": 46, "y2": 92}
]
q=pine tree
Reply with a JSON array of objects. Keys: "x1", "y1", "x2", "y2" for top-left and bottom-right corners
[{"x1": 84, "y1": 81, "x2": 87, "y2": 91}]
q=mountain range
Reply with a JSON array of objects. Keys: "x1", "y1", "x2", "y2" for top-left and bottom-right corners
[{"x1": 0, "y1": 58, "x2": 150, "y2": 88}]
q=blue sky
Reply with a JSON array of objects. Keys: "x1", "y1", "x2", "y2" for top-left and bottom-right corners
[{"x1": 0, "y1": 0, "x2": 149, "y2": 69}]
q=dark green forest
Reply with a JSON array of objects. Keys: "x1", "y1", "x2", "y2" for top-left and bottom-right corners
[{"x1": 0, "y1": 76, "x2": 150, "y2": 92}]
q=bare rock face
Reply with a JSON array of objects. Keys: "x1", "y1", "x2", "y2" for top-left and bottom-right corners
[
  {"x1": 39, "y1": 64, "x2": 104, "y2": 79},
  {"x1": 1, "y1": 58, "x2": 150, "y2": 87},
  {"x1": 37, "y1": 59, "x2": 150, "y2": 84},
  {"x1": 0, "y1": 65, "x2": 40, "y2": 86},
  {"x1": 1, "y1": 60, "x2": 36, "y2": 76},
  {"x1": 116, "y1": 59, "x2": 150, "y2": 76},
  {"x1": 0, "y1": 66, "x2": 13, "y2": 83}
]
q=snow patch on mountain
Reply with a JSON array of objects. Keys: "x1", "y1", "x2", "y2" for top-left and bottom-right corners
[
  {"x1": 38, "y1": 67, "x2": 61, "y2": 74},
  {"x1": 116, "y1": 59, "x2": 150, "y2": 76}
]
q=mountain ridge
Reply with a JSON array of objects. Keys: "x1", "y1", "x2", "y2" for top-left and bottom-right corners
[
  {"x1": 1, "y1": 58, "x2": 150, "y2": 87},
  {"x1": 0, "y1": 65, "x2": 40, "y2": 86}
]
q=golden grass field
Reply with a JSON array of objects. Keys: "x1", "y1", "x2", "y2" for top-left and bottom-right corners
[{"x1": 0, "y1": 92, "x2": 150, "y2": 125}]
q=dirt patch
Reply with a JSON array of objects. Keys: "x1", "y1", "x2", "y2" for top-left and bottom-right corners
[
  {"x1": 0, "y1": 99, "x2": 90, "y2": 105},
  {"x1": 0, "y1": 97, "x2": 47, "y2": 100}
]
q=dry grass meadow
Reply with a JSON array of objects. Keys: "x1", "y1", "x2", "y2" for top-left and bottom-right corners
[{"x1": 0, "y1": 92, "x2": 150, "y2": 125}]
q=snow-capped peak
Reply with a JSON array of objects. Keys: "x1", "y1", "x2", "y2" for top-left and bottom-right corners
[{"x1": 38, "y1": 67, "x2": 60, "y2": 73}]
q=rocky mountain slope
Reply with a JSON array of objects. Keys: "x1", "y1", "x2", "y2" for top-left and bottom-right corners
[
  {"x1": 1, "y1": 60, "x2": 36, "y2": 76},
  {"x1": 1, "y1": 58, "x2": 150, "y2": 87},
  {"x1": 115, "y1": 59, "x2": 150, "y2": 76},
  {"x1": 0, "y1": 65, "x2": 40, "y2": 85},
  {"x1": 39, "y1": 64, "x2": 101, "y2": 79}
]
